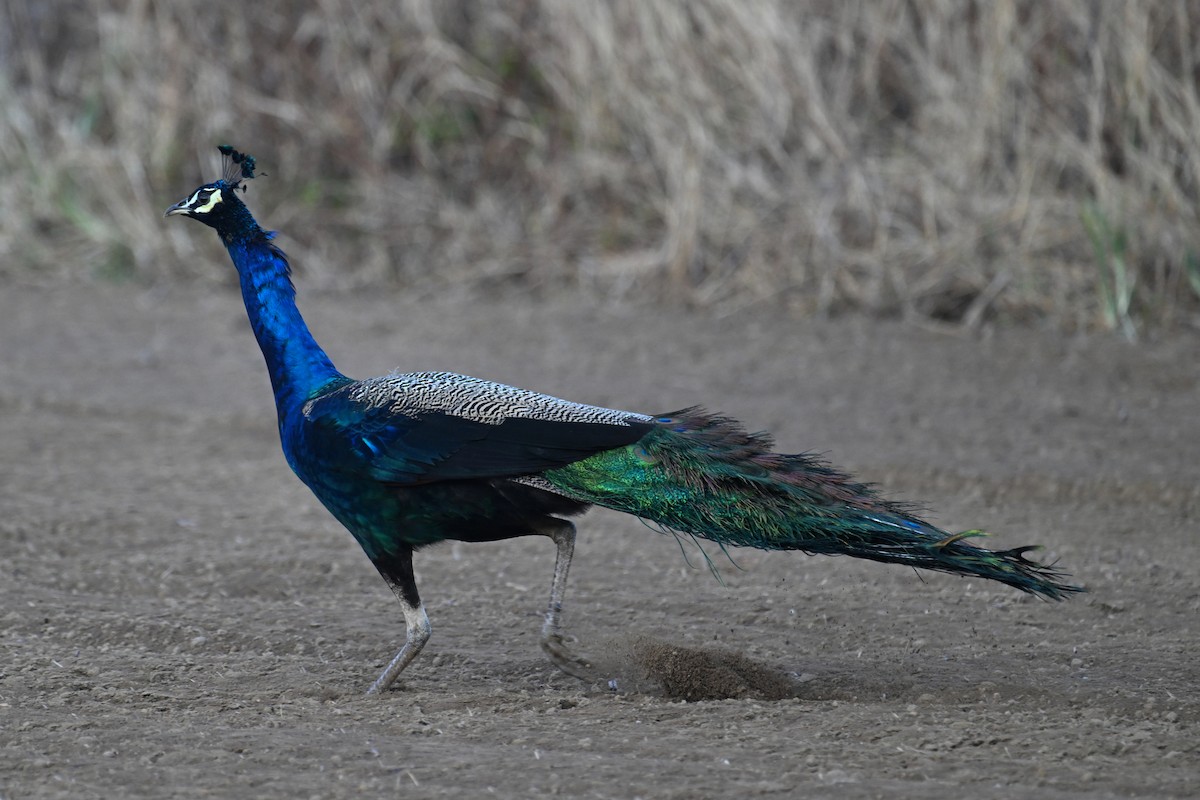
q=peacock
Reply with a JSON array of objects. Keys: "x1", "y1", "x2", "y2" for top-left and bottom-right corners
[{"x1": 166, "y1": 146, "x2": 1082, "y2": 694}]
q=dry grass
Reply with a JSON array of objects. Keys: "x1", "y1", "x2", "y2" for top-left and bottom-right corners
[{"x1": 4, "y1": 0, "x2": 1200, "y2": 332}]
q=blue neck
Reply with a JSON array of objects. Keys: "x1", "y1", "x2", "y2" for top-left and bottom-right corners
[{"x1": 224, "y1": 234, "x2": 345, "y2": 415}]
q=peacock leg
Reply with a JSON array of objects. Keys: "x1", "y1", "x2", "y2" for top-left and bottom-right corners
[
  {"x1": 539, "y1": 520, "x2": 594, "y2": 680},
  {"x1": 367, "y1": 546, "x2": 431, "y2": 694}
]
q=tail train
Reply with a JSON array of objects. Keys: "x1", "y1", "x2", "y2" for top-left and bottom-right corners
[{"x1": 545, "y1": 408, "x2": 1082, "y2": 599}]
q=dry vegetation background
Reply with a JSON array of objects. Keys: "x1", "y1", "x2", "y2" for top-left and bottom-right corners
[{"x1": 4, "y1": 0, "x2": 1200, "y2": 332}]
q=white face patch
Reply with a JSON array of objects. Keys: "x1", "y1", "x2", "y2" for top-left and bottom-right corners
[{"x1": 192, "y1": 187, "x2": 223, "y2": 214}]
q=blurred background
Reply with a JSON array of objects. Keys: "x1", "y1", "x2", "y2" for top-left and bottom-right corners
[{"x1": 4, "y1": 0, "x2": 1200, "y2": 335}]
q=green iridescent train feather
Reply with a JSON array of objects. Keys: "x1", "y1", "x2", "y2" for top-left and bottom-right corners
[{"x1": 545, "y1": 408, "x2": 1079, "y2": 599}]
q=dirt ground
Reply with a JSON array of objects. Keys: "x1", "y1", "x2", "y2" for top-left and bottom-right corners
[{"x1": 1, "y1": 283, "x2": 1197, "y2": 799}]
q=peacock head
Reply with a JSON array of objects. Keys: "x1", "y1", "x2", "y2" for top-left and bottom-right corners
[{"x1": 164, "y1": 145, "x2": 259, "y2": 231}]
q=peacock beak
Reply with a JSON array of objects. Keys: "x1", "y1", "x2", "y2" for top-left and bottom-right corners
[{"x1": 164, "y1": 199, "x2": 191, "y2": 218}]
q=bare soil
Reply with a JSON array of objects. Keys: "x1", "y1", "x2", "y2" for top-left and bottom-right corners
[{"x1": 2, "y1": 284, "x2": 1197, "y2": 798}]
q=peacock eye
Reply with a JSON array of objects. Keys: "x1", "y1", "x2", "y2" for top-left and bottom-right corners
[{"x1": 192, "y1": 187, "x2": 223, "y2": 214}]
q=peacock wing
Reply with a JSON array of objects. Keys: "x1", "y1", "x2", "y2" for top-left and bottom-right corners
[{"x1": 301, "y1": 373, "x2": 653, "y2": 485}]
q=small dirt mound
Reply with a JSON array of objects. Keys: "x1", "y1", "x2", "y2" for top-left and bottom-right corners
[{"x1": 618, "y1": 636, "x2": 806, "y2": 702}]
